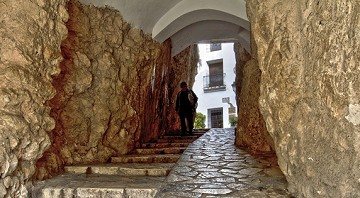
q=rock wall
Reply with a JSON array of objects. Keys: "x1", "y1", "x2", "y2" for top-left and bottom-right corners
[
  {"x1": 34, "y1": 0, "x2": 198, "y2": 180},
  {"x1": 234, "y1": 43, "x2": 274, "y2": 152},
  {"x1": 167, "y1": 45, "x2": 199, "y2": 133},
  {"x1": 247, "y1": 0, "x2": 360, "y2": 197},
  {"x1": 142, "y1": 44, "x2": 199, "y2": 140},
  {"x1": 0, "y1": 1, "x2": 68, "y2": 197},
  {"x1": 172, "y1": 45, "x2": 198, "y2": 89}
]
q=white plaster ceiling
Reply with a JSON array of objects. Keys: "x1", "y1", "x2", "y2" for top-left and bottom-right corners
[
  {"x1": 171, "y1": 20, "x2": 250, "y2": 55},
  {"x1": 78, "y1": 0, "x2": 250, "y2": 56}
]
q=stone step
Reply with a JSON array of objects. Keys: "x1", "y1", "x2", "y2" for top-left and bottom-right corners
[
  {"x1": 164, "y1": 129, "x2": 209, "y2": 136},
  {"x1": 195, "y1": 129, "x2": 209, "y2": 132},
  {"x1": 111, "y1": 154, "x2": 181, "y2": 163},
  {"x1": 156, "y1": 139, "x2": 195, "y2": 143},
  {"x1": 160, "y1": 135, "x2": 198, "y2": 140},
  {"x1": 32, "y1": 174, "x2": 165, "y2": 198},
  {"x1": 141, "y1": 142, "x2": 190, "y2": 148},
  {"x1": 192, "y1": 132, "x2": 207, "y2": 135},
  {"x1": 133, "y1": 147, "x2": 187, "y2": 155},
  {"x1": 64, "y1": 163, "x2": 175, "y2": 176}
]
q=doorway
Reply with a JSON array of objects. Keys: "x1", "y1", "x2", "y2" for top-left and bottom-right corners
[{"x1": 208, "y1": 108, "x2": 223, "y2": 128}]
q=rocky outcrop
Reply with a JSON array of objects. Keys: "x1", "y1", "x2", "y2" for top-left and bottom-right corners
[
  {"x1": 166, "y1": 45, "x2": 199, "y2": 133},
  {"x1": 142, "y1": 44, "x2": 199, "y2": 141},
  {"x1": 172, "y1": 45, "x2": 198, "y2": 89},
  {"x1": 247, "y1": 0, "x2": 360, "y2": 197},
  {"x1": 34, "y1": 0, "x2": 161, "y2": 179},
  {"x1": 234, "y1": 43, "x2": 274, "y2": 152},
  {"x1": 0, "y1": 1, "x2": 68, "y2": 197},
  {"x1": 34, "y1": 0, "x2": 198, "y2": 180}
]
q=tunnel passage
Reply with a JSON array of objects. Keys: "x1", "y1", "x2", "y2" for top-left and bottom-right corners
[
  {"x1": 0, "y1": 0, "x2": 273, "y2": 196},
  {"x1": 1, "y1": 0, "x2": 359, "y2": 197},
  {"x1": 33, "y1": 0, "x2": 269, "y2": 181}
]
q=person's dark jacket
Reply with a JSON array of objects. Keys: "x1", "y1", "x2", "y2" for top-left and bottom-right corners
[{"x1": 175, "y1": 89, "x2": 198, "y2": 114}]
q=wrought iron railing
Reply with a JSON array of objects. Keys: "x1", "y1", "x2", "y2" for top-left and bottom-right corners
[
  {"x1": 203, "y1": 73, "x2": 226, "y2": 91},
  {"x1": 210, "y1": 43, "x2": 222, "y2": 51}
]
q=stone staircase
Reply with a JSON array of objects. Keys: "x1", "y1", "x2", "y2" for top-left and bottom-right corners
[
  {"x1": 110, "y1": 130, "x2": 208, "y2": 164},
  {"x1": 32, "y1": 129, "x2": 208, "y2": 198}
]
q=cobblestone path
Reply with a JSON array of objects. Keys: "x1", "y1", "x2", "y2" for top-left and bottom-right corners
[{"x1": 156, "y1": 128, "x2": 291, "y2": 198}]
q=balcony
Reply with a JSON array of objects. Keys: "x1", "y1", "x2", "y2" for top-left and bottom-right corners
[
  {"x1": 210, "y1": 43, "x2": 221, "y2": 52},
  {"x1": 203, "y1": 73, "x2": 226, "y2": 93}
]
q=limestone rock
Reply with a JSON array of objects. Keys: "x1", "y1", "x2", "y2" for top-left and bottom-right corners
[
  {"x1": 0, "y1": 0, "x2": 68, "y2": 196},
  {"x1": 34, "y1": 0, "x2": 160, "y2": 179},
  {"x1": 142, "y1": 43, "x2": 199, "y2": 141},
  {"x1": 34, "y1": 0, "x2": 198, "y2": 180},
  {"x1": 234, "y1": 43, "x2": 274, "y2": 152},
  {"x1": 247, "y1": 0, "x2": 360, "y2": 197}
]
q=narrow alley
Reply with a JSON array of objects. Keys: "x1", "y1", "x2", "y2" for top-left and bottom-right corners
[{"x1": 33, "y1": 129, "x2": 290, "y2": 198}]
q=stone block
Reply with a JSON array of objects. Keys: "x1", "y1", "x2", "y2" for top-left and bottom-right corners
[
  {"x1": 124, "y1": 188, "x2": 158, "y2": 198},
  {"x1": 76, "y1": 187, "x2": 124, "y2": 197},
  {"x1": 64, "y1": 166, "x2": 88, "y2": 174}
]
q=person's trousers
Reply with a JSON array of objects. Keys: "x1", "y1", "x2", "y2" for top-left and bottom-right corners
[{"x1": 179, "y1": 111, "x2": 194, "y2": 134}]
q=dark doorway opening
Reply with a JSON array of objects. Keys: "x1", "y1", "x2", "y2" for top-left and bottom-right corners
[{"x1": 208, "y1": 107, "x2": 223, "y2": 128}]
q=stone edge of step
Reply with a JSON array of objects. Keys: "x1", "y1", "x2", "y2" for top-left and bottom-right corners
[{"x1": 64, "y1": 163, "x2": 175, "y2": 176}]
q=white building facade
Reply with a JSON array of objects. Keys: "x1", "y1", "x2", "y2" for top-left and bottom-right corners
[{"x1": 193, "y1": 43, "x2": 237, "y2": 128}]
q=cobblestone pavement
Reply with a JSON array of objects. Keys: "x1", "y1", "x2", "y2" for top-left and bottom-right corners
[{"x1": 156, "y1": 128, "x2": 291, "y2": 198}]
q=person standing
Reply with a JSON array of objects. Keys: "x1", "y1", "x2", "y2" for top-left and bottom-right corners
[{"x1": 175, "y1": 81, "x2": 198, "y2": 135}]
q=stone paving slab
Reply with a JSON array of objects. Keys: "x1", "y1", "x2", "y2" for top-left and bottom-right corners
[
  {"x1": 65, "y1": 163, "x2": 175, "y2": 176},
  {"x1": 32, "y1": 174, "x2": 165, "y2": 198},
  {"x1": 155, "y1": 128, "x2": 291, "y2": 198}
]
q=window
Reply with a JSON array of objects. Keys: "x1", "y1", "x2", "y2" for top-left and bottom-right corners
[
  {"x1": 210, "y1": 43, "x2": 221, "y2": 51},
  {"x1": 203, "y1": 60, "x2": 226, "y2": 92},
  {"x1": 209, "y1": 62, "x2": 223, "y2": 87}
]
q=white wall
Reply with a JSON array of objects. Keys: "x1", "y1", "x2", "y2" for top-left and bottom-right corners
[{"x1": 192, "y1": 43, "x2": 237, "y2": 128}]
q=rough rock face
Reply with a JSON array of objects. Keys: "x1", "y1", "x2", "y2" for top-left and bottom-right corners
[
  {"x1": 234, "y1": 43, "x2": 274, "y2": 152},
  {"x1": 35, "y1": 0, "x2": 161, "y2": 179},
  {"x1": 142, "y1": 44, "x2": 199, "y2": 141},
  {"x1": 247, "y1": 0, "x2": 360, "y2": 197},
  {"x1": 34, "y1": 0, "x2": 198, "y2": 180},
  {"x1": 0, "y1": 1, "x2": 68, "y2": 197},
  {"x1": 166, "y1": 45, "x2": 199, "y2": 133},
  {"x1": 171, "y1": 45, "x2": 198, "y2": 89}
]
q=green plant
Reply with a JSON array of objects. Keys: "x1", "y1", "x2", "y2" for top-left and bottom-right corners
[
  {"x1": 229, "y1": 116, "x2": 238, "y2": 127},
  {"x1": 194, "y1": 112, "x2": 206, "y2": 129}
]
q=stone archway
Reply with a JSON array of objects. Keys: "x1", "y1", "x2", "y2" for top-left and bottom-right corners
[{"x1": 151, "y1": 0, "x2": 250, "y2": 55}]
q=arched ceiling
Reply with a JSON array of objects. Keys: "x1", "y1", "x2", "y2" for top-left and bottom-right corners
[{"x1": 79, "y1": 0, "x2": 250, "y2": 56}]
